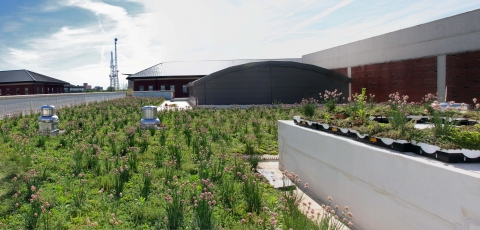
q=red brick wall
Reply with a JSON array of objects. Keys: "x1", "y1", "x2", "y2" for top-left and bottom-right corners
[
  {"x1": 446, "y1": 50, "x2": 480, "y2": 103},
  {"x1": 0, "y1": 83, "x2": 64, "y2": 96},
  {"x1": 351, "y1": 57, "x2": 437, "y2": 102},
  {"x1": 133, "y1": 78, "x2": 200, "y2": 98},
  {"x1": 0, "y1": 84, "x2": 34, "y2": 96}
]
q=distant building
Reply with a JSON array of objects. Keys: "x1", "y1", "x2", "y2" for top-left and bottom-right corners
[
  {"x1": 93, "y1": 86, "x2": 103, "y2": 91},
  {"x1": 65, "y1": 85, "x2": 85, "y2": 93},
  {"x1": 83, "y1": 83, "x2": 92, "y2": 90},
  {"x1": 0, "y1": 69, "x2": 69, "y2": 96}
]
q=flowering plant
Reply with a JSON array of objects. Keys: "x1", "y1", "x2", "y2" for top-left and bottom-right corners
[
  {"x1": 430, "y1": 101, "x2": 458, "y2": 137},
  {"x1": 300, "y1": 98, "x2": 318, "y2": 118},
  {"x1": 473, "y1": 98, "x2": 480, "y2": 111},
  {"x1": 386, "y1": 92, "x2": 411, "y2": 133},
  {"x1": 320, "y1": 89, "x2": 343, "y2": 112}
]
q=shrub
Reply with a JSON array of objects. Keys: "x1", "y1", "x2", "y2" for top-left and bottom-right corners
[{"x1": 301, "y1": 98, "x2": 317, "y2": 118}]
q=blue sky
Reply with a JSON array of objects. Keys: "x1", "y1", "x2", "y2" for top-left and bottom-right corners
[{"x1": 1, "y1": 0, "x2": 479, "y2": 88}]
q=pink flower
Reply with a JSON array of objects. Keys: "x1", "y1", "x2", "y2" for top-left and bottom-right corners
[{"x1": 30, "y1": 185, "x2": 36, "y2": 192}]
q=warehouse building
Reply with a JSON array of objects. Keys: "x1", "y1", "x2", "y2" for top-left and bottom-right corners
[
  {"x1": 187, "y1": 61, "x2": 351, "y2": 105},
  {"x1": 0, "y1": 69, "x2": 69, "y2": 96}
]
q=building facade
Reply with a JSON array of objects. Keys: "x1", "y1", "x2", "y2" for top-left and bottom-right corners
[
  {"x1": 302, "y1": 9, "x2": 480, "y2": 103},
  {"x1": 0, "y1": 70, "x2": 69, "y2": 96},
  {"x1": 127, "y1": 59, "x2": 301, "y2": 99}
]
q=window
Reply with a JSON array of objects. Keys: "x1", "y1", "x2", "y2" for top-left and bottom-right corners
[
  {"x1": 48, "y1": 88, "x2": 50, "y2": 94},
  {"x1": 170, "y1": 85, "x2": 175, "y2": 91},
  {"x1": 6, "y1": 88, "x2": 10, "y2": 95},
  {"x1": 139, "y1": 86, "x2": 144, "y2": 91},
  {"x1": 161, "y1": 85, "x2": 165, "y2": 90},
  {"x1": 183, "y1": 85, "x2": 187, "y2": 93},
  {"x1": 37, "y1": 87, "x2": 39, "y2": 94},
  {"x1": 16, "y1": 88, "x2": 20, "y2": 95},
  {"x1": 0, "y1": 89, "x2": 2, "y2": 95},
  {"x1": 25, "y1": 88, "x2": 28, "y2": 95},
  {"x1": 42, "y1": 88, "x2": 44, "y2": 94},
  {"x1": 148, "y1": 85, "x2": 153, "y2": 91}
]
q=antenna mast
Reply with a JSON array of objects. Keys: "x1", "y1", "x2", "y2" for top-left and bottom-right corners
[{"x1": 109, "y1": 38, "x2": 119, "y2": 90}]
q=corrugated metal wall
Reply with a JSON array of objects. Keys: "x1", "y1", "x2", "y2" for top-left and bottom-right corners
[{"x1": 193, "y1": 65, "x2": 349, "y2": 105}]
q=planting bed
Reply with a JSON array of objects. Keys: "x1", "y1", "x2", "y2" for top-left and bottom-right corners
[
  {"x1": 0, "y1": 97, "x2": 353, "y2": 229},
  {"x1": 296, "y1": 90, "x2": 480, "y2": 163}
]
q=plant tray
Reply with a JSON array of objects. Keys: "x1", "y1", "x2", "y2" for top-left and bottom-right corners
[
  {"x1": 411, "y1": 145, "x2": 480, "y2": 163},
  {"x1": 327, "y1": 127, "x2": 351, "y2": 137},
  {"x1": 293, "y1": 117, "x2": 480, "y2": 163},
  {"x1": 294, "y1": 119, "x2": 318, "y2": 130}
]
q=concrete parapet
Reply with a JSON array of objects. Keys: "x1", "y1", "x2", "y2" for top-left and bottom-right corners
[{"x1": 278, "y1": 120, "x2": 480, "y2": 230}]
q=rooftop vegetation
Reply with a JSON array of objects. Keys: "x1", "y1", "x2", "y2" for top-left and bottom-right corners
[{"x1": 0, "y1": 97, "x2": 353, "y2": 229}]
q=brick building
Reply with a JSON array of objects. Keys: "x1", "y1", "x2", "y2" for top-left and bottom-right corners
[
  {"x1": 303, "y1": 9, "x2": 480, "y2": 103},
  {"x1": 0, "y1": 69, "x2": 69, "y2": 96}
]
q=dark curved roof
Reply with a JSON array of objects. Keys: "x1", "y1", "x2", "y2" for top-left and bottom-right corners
[
  {"x1": 187, "y1": 61, "x2": 352, "y2": 87},
  {"x1": 126, "y1": 58, "x2": 302, "y2": 79},
  {"x1": 0, "y1": 69, "x2": 69, "y2": 84}
]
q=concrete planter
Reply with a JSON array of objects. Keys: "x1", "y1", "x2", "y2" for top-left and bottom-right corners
[
  {"x1": 293, "y1": 117, "x2": 480, "y2": 163},
  {"x1": 279, "y1": 120, "x2": 480, "y2": 230}
]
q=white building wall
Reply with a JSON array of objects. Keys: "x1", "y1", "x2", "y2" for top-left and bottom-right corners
[{"x1": 302, "y1": 9, "x2": 480, "y2": 69}]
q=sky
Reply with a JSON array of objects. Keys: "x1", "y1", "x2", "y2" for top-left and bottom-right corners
[{"x1": 0, "y1": 0, "x2": 479, "y2": 88}]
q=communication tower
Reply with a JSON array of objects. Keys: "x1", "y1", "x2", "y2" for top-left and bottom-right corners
[{"x1": 109, "y1": 38, "x2": 119, "y2": 90}]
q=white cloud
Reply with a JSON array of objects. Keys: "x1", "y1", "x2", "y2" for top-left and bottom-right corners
[
  {"x1": 265, "y1": 0, "x2": 355, "y2": 43},
  {"x1": 2, "y1": 0, "x2": 162, "y2": 87},
  {"x1": 9, "y1": 49, "x2": 40, "y2": 61}
]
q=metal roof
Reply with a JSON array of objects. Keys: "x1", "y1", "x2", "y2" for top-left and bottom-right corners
[
  {"x1": 187, "y1": 61, "x2": 352, "y2": 87},
  {"x1": 0, "y1": 69, "x2": 69, "y2": 84},
  {"x1": 126, "y1": 58, "x2": 302, "y2": 79}
]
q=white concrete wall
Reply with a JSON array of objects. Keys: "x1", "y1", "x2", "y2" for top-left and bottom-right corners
[
  {"x1": 132, "y1": 90, "x2": 173, "y2": 100},
  {"x1": 302, "y1": 9, "x2": 480, "y2": 69},
  {"x1": 278, "y1": 120, "x2": 480, "y2": 230},
  {"x1": 0, "y1": 92, "x2": 125, "y2": 118}
]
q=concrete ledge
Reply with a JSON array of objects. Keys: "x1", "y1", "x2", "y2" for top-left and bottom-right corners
[
  {"x1": 133, "y1": 91, "x2": 173, "y2": 99},
  {"x1": 0, "y1": 92, "x2": 125, "y2": 100},
  {"x1": 278, "y1": 120, "x2": 480, "y2": 230},
  {"x1": 0, "y1": 92, "x2": 126, "y2": 118}
]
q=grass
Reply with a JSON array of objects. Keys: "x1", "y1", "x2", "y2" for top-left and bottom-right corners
[{"x1": 0, "y1": 97, "x2": 353, "y2": 229}]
